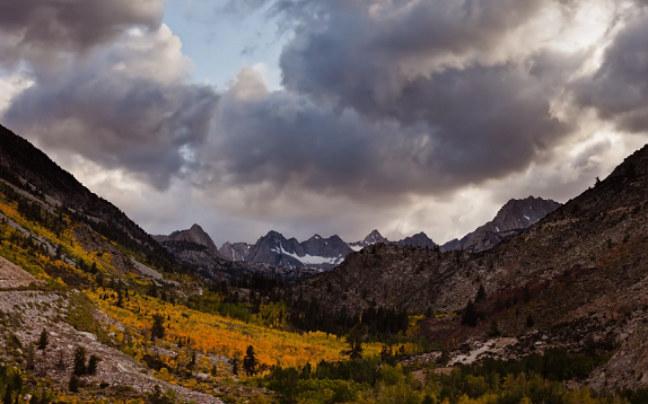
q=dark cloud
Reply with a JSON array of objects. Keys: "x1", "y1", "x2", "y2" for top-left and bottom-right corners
[
  {"x1": 199, "y1": 53, "x2": 574, "y2": 201},
  {"x1": 574, "y1": 11, "x2": 648, "y2": 134},
  {"x1": 279, "y1": 0, "x2": 555, "y2": 106},
  {"x1": 193, "y1": 0, "x2": 578, "y2": 200},
  {"x1": 0, "y1": 0, "x2": 162, "y2": 67},
  {"x1": 3, "y1": 23, "x2": 218, "y2": 190},
  {"x1": 4, "y1": 0, "x2": 640, "y2": 225},
  {"x1": 6, "y1": 78, "x2": 217, "y2": 190}
]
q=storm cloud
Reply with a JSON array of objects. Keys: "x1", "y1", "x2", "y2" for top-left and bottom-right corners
[
  {"x1": 0, "y1": 0, "x2": 162, "y2": 68},
  {"x1": 194, "y1": 0, "x2": 583, "y2": 199},
  {"x1": 575, "y1": 9, "x2": 648, "y2": 134},
  {"x1": 2, "y1": 2, "x2": 218, "y2": 189},
  {"x1": 2, "y1": 0, "x2": 647, "y2": 242}
]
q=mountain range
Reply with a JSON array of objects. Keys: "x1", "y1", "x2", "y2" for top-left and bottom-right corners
[
  {"x1": 157, "y1": 198, "x2": 559, "y2": 273},
  {"x1": 441, "y1": 196, "x2": 561, "y2": 252},
  {"x1": 5, "y1": 122, "x2": 648, "y2": 398},
  {"x1": 292, "y1": 142, "x2": 648, "y2": 389}
]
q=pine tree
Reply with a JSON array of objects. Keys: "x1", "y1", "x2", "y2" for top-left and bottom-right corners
[
  {"x1": 526, "y1": 314, "x2": 535, "y2": 328},
  {"x1": 230, "y1": 358, "x2": 239, "y2": 376},
  {"x1": 37, "y1": 329, "x2": 48, "y2": 350},
  {"x1": 87, "y1": 355, "x2": 101, "y2": 375},
  {"x1": 73, "y1": 346, "x2": 87, "y2": 376},
  {"x1": 475, "y1": 284, "x2": 487, "y2": 303},
  {"x1": 243, "y1": 345, "x2": 257, "y2": 376},
  {"x1": 488, "y1": 320, "x2": 501, "y2": 337},
  {"x1": 344, "y1": 337, "x2": 363, "y2": 360},
  {"x1": 461, "y1": 300, "x2": 479, "y2": 327},
  {"x1": 151, "y1": 314, "x2": 165, "y2": 340},
  {"x1": 68, "y1": 374, "x2": 79, "y2": 392},
  {"x1": 116, "y1": 289, "x2": 124, "y2": 308}
]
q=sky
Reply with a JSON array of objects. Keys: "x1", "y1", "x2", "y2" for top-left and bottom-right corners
[{"x1": 1, "y1": 0, "x2": 647, "y2": 246}]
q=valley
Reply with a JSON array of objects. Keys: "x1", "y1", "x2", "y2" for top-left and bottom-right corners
[{"x1": 1, "y1": 123, "x2": 648, "y2": 403}]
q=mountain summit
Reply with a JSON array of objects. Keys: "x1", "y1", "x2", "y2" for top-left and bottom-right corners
[
  {"x1": 349, "y1": 229, "x2": 389, "y2": 251},
  {"x1": 398, "y1": 232, "x2": 437, "y2": 248},
  {"x1": 245, "y1": 230, "x2": 352, "y2": 271},
  {"x1": 442, "y1": 196, "x2": 560, "y2": 252},
  {"x1": 156, "y1": 224, "x2": 218, "y2": 252},
  {"x1": 296, "y1": 143, "x2": 648, "y2": 390}
]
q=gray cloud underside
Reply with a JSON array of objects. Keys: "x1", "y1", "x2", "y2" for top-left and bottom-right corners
[
  {"x1": 205, "y1": 59, "x2": 574, "y2": 199},
  {"x1": 574, "y1": 10, "x2": 648, "y2": 134},
  {"x1": 2, "y1": 0, "x2": 648, "y2": 207},
  {"x1": 201, "y1": 0, "x2": 578, "y2": 197},
  {"x1": 7, "y1": 75, "x2": 217, "y2": 189},
  {"x1": 0, "y1": 0, "x2": 162, "y2": 67}
]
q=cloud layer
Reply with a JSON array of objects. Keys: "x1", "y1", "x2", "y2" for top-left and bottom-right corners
[
  {"x1": 2, "y1": 0, "x2": 648, "y2": 242},
  {"x1": 575, "y1": 10, "x2": 648, "y2": 134}
]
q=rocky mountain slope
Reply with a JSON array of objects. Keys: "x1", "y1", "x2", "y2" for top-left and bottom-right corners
[
  {"x1": 245, "y1": 231, "x2": 353, "y2": 271},
  {"x1": 0, "y1": 124, "x2": 175, "y2": 272},
  {"x1": 0, "y1": 125, "x2": 244, "y2": 401},
  {"x1": 155, "y1": 224, "x2": 219, "y2": 254},
  {"x1": 216, "y1": 228, "x2": 430, "y2": 271},
  {"x1": 349, "y1": 229, "x2": 389, "y2": 251},
  {"x1": 218, "y1": 241, "x2": 252, "y2": 261},
  {"x1": 294, "y1": 144, "x2": 648, "y2": 389},
  {"x1": 441, "y1": 196, "x2": 561, "y2": 252},
  {"x1": 398, "y1": 232, "x2": 437, "y2": 248}
]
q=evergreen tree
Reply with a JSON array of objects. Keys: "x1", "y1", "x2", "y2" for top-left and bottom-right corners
[
  {"x1": 37, "y1": 329, "x2": 48, "y2": 350},
  {"x1": 151, "y1": 314, "x2": 165, "y2": 340},
  {"x1": 2, "y1": 389, "x2": 11, "y2": 404},
  {"x1": 73, "y1": 346, "x2": 87, "y2": 376},
  {"x1": 475, "y1": 284, "x2": 487, "y2": 303},
  {"x1": 116, "y1": 289, "x2": 124, "y2": 308},
  {"x1": 243, "y1": 345, "x2": 257, "y2": 376},
  {"x1": 488, "y1": 320, "x2": 501, "y2": 337},
  {"x1": 526, "y1": 314, "x2": 535, "y2": 328},
  {"x1": 461, "y1": 300, "x2": 479, "y2": 327},
  {"x1": 87, "y1": 355, "x2": 101, "y2": 375},
  {"x1": 68, "y1": 375, "x2": 79, "y2": 392},
  {"x1": 343, "y1": 336, "x2": 363, "y2": 360},
  {"x1": 230, "y1": 358, "x2": 239, "y2": 376}
]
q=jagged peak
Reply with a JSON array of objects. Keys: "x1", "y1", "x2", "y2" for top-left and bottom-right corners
[
  {"x1": 167, "y1": 223, "x2": 217, "y2": 251},
  {"x1": 190, "y1": 223, "x2": 205, "y2": 232},
  {"x1": 364, "y1": 229, "x2": 387, "y2": 243}
]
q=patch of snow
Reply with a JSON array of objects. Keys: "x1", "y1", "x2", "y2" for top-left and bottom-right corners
[
  {"x1": 524, "y1": 215, "x2": 531, "y2": 221},
  {"x1": 271, "y1": 244, "x2": 344, "y2": 265}
]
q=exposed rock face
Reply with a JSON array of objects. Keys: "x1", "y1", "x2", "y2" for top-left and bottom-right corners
[
  {"x1": 0, "y1": 124, "x2": 174, "y2": 271},
  {"x1": 155, "y1": 224, "x2": 219, "y2": 253},
  {"x1": 398, "y1": 232, "x2": 437, "y2": 248},
  {"x1": 442, "y1": 196, "x2": 561, "y2": 252},
  {"x1": 349, "y1": 229, "x2": 389, "y2": 251},
  {"x1": 295, "y1": 143, "x2": 648, "y2": 390},
  {"x1": 246, "y1": 231, "x2": 353, "y2": 271},
  {"x1": 0, "y1": 255, "x2": 37, "y2": 289},
  {"x1": 218, "y1": 242, "x2": 252, "y2": 262},
  {"x1": 0, "y1": 288, "x2": 221, "y2": 403},
  {"x1": 220, "y1": 229, "x2": 439, "y2": 271}
]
